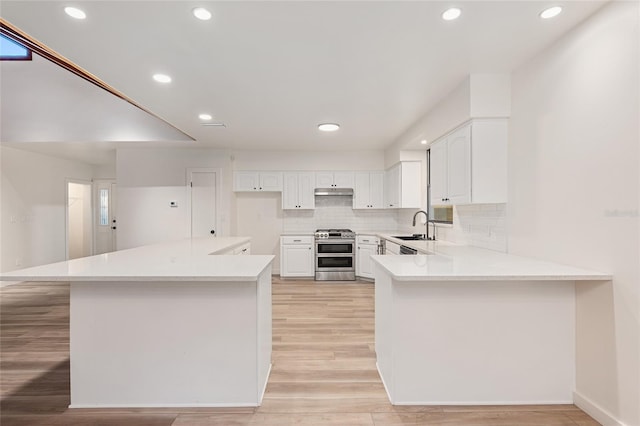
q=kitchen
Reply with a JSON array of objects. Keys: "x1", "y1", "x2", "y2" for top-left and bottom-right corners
[{"x1": 1, "y1": 1, "x2": 639, "y2": 426}]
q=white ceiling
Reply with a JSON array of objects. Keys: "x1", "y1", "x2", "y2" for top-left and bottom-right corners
[{"x1": 0, "y1": 1, "x2": 607, "y2": 164}]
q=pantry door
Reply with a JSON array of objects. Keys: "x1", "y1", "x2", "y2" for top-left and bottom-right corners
[{"x1": 189, "y1": 169, "x2": 219, "y2": 238}]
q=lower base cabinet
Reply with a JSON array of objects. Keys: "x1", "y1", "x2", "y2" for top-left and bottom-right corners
[
  {"x1": 280, "y1": 236, "x2": 314, "y2": 277},
  {"x1": 356, "y1": 235, "x2": 379, "y2": 279}
]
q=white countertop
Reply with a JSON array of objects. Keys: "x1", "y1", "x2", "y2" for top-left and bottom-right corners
[
  {"x1": 0, "y1": 237, "x2": 274, "y2": 282},
  {"x1": 374, "y1": 234, "x2": 611, "y2": 281}
]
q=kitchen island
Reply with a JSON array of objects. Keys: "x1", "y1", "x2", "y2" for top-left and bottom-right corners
[
  {"x1": 0, "y1": 237, "x2": 274, "y2": 408},
  {"x1": 372, "y1": 237, "x2": 611, "y2": 406}
]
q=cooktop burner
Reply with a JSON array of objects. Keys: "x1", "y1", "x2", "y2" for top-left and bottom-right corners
[{"x1": 314, "y1": 229, "x2": 355, "y2": 239}]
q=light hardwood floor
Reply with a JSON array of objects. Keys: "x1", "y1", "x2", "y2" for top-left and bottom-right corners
[{"x1": 1, "y1": 278, "x2": 600, "y2": 425}]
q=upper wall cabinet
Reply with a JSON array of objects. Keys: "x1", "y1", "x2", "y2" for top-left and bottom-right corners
[
  {"x1": 282, "y1": 172, "x2": 315, "y2": 209},
  {"x1": 384, "y1": 161, "x2": 421, "y2": 209},
  {"x1": 234, "y1": 171, "x2": 283, "y2": 192},
  {"x1": 353, "y1": 171, "x2": 384, "y2": 209},
  {"x1": 315, "y1": 171, "x2": 355, "y2": 189},
  {"x1": 430, "y1": 119, "x2": 507, "y2": 206}
]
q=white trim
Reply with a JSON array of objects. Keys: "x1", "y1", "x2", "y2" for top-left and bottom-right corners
[
  {"x1": 376, "y1": 362, "x2": 394, "y2": 404},
  {"x1": 68, "y1": 402, "x2": 260, "y2": 409},
  {"x1": 390, "y1": 399, "x2": 574, "y2": 406},
  {"x1": 574, "y1": 391, "x2": 626, "y2": 426},
  {"x1": 257, "y1": 363, "x2": 272, "y2": 405}
]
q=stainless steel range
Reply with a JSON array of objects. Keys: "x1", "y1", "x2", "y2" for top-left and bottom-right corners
[{"x1": 314, "y1": 229, "x2": 356, "y2": 281}]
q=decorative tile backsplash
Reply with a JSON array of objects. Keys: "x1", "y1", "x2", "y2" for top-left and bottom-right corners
[
  {"x1": 436, "y1": 204, "x2": 508, "y2": 252},
  {"x1": 283, "y1": 196, "x2": 508, "y2": 253},
  {"x1": 283, "y1": 196, "x2": 398, "y2": 233}
]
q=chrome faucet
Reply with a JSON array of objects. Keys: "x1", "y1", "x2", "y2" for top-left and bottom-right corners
[{"x1": 412, "y1": 210, "x2": 433, "y2": 241}]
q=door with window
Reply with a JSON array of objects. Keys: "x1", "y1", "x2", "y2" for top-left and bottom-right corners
[
  {"x1": 94, "y1": 180, "x2": 117, "y2": 254},
  {"x1": 189, "y1": 169, "x2": 218, "y2": 238}
]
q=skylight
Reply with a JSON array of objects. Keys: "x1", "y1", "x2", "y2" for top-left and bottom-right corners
[{"x1": 0, "y1": 33, "x2": 32, "y2": 60}]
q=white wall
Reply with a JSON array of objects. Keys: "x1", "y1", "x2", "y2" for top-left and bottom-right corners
[
  {"x1": 0, "y1": 146, "x2": 94, "y2": 272},
  {"x1": 116, "y1": 148, "x2": 233, "y2": 250},
  {"x1": 509, "y1": 2, "x2": 639, "y2": 425},
  {"x1": 232, "y1": 150, "x2": 385, "y2": 171}
]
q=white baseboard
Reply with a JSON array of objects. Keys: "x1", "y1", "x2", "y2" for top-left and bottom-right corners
[
  {"x1": 376, "y1": 362, "x2": 394, "y2": 404},
  {"x1": 574, "y1": 391, "x2": 626, "y2": 426}
]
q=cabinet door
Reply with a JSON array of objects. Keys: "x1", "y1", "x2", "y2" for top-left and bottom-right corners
[
  {"x1": 357, "y1": 244, "x2": 377, "y2": 279},
  {"x1": 234, "y1": 171, "x2": 259, "y2": 191},
  {"x1": 369, "y1": 172, "x2": 384, "y2": 208},
  {"x1": 430, "y1": 139, "x2": 448, "y2": 205},
  {"x1": 281, "y1": 245, "x2": 314, "y2": 277},
  {"x1": 353, "y1": 172, "x2": 371, "y2": 209},
  {"x1": 315, "y1": 172, "x2": 334, "y2": 188},
  {"x1": 447, "y1": 125, "x2": 471, "y2": 205},
  {"x1": 297, "y1": 172, "x2": 316, "y2": 209},
  {"x1": 259, "y1": 172, "x2": 283, "y2": 191},
  {"x1": 384, "y1": 165, "x2": 400, "y2": 208},
  {"x1": 333, "y1": 172, "x2": 355, "y2": 189},
  {"x1": 282, "y1": 173, "x2": 299, "y2": 209}
]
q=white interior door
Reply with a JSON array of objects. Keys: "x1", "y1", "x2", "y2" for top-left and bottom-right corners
[
  {"x1": 94, "y1": 180, "x2": 117, "y2": 254},
  {"x1": 67, "y1": 180, "x2": 93, "y2": 260},
  {"x1": 190, "y1": 170, "x2": 218, "y2": 238}
]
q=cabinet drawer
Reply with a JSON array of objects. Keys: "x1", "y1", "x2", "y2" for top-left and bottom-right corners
[
  {"x1": 281, "y1": 236, "x2": 313, "y2": 245},
  {"x1": 357, "y1": 235, "x2": 378, "y2": 245}
]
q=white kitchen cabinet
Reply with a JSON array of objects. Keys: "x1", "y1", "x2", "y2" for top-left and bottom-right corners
[
  {"x1": 315, "y1": 171, "x2": 355, "y2": 189},
  {"x1": 384, "y1": 161, "x2": 421, "y2": 209},
  {"x1": 430, "y1": 119, "x2": 507, "y2": 206},
  {"x1": 280, "y1": 236, "x2": 314, "y2": 277},
  {"x1": 234, "y1": 171, "x2": 283, "y2": 192},
  {"x1": 356, "y1": 235, "x2": 379, "y2": 279},
  {"x1": 282, "y1": 172, "x2": 315, "y2": 209},
  {"x1": 353, "y1": 171, "x2": 384, "y2": 209}
]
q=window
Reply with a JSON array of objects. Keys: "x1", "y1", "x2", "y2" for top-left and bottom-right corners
[
  {"x1": 0, "y1": 33, "x2": 32, "y2": 61},
  {"x1": 432, "y1": 205, "x2": 453, "y2": 224},
  {"x1": 99, "y1": 189, "x2": 109, "y2": 226}
]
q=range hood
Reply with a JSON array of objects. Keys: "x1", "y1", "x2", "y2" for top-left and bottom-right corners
[{"x1": 314, "y1": 188, "x2": 354, "y2": 196}]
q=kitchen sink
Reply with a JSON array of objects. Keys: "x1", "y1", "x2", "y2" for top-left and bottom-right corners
[{"x1": 392, "y1": 235, "x2": 426, "y2": 241}]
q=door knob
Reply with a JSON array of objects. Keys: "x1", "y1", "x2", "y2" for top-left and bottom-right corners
[{"x1": 210, "y1": 230, "x2": 215, "y2": 235}]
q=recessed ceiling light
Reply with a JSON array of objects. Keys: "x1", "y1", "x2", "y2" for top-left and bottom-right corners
[
  {"x1": 198, "y1": 113, "x2": 213, "y2": 121},
  {"x1": 442, "y1": 7, "x2": 461, "y2": 21},
  {"x1": 318, "y1": 123, "x2": 340, "y2": 132},
  {"x1": 64, "y1": 6, "x2": 86, "y2": 20},
  {"x1": 152, "y1": 73, "x2": 172, "y2": 83},
  {"x1": 192, "y1": 7, "x2": 212, "y2": 21},
  {"x1": 540, "y1": 6, "x2": 562, "y2": 19},
  {"x1": 421, "y1": 140, "x2": 428, "y2": 145}
]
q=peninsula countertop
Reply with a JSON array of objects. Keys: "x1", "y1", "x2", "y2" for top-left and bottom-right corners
[
  {"x1": 374, "y1": 234, "x2": 611, "y2": 281},
  {"x1": 0, "y1": 237, "x2": 274, "y2": 282}
]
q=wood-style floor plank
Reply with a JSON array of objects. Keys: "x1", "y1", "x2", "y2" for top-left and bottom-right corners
[{"x1": 1, "y1": 278, "x2": 601, "y2": 425}]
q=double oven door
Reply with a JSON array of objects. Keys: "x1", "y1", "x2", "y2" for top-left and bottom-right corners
[{"x1": 315, "y1": 239, "x2": 356, "y2": 281}]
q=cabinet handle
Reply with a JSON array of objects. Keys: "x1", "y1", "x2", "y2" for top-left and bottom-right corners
[
  {"x1": 293, "y1": 239, "x2": 302, "y2": 242},
  {"x1": 259, "y1": 187, "x2": 262, "y2": 190},
  {"x1": 363, "y1": 239, "x2": 369, "y2": 242}
]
